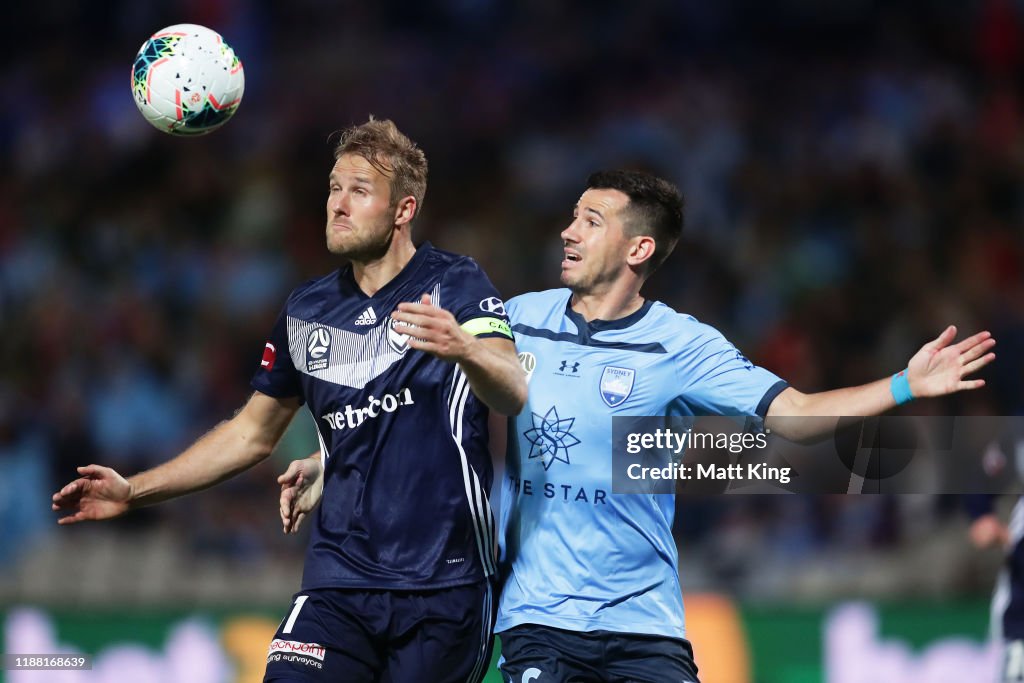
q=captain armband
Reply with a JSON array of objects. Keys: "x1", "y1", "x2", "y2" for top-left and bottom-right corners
[{"x1": 460, "y1": 317, "x2": 513, "y2": 339}]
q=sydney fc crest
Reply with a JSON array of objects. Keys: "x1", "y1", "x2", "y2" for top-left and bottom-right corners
[
  {"x1": 599, "y1": 366, "x2": 635, "y2": 407},
  {"x1": 306, "y1": 327, "x2": 332, "y2": 372}
]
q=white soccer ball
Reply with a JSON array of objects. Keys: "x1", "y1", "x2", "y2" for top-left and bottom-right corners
[{"x1": 131, "y1": 24, "x2": 244, "y2": 136}]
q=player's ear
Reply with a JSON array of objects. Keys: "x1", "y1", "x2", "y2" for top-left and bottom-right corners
[
  {"x1": 394, "y1": 196, "x2": 417, "y2": 226},
  {"x1": 626, "y1": 235, "x2": 656, "y2": 269}
]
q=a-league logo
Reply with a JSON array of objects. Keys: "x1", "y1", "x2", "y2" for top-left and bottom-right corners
[
  {"x1": 306, "y1": 327, "x2": 331, "y2": 372},
  {"x1": 518, "y1": 352, "x2": 537, "y2": 382}
]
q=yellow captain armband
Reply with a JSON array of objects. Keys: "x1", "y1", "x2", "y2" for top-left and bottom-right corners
[{"x1": 460, "y1": 317, "x2": 513, "y2": 339}]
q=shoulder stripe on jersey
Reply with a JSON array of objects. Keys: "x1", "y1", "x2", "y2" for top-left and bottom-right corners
[
  {"x1": 454, "y1": 381, "x2": 496, "y2": 564},
  {"x1": 1011, "y1": 498, "x2": 1024, "y2": 545},
  {"x1": 993, "y1": 570, "x2": 1010, "y2": 642},
  {"x1": 313, "y1": 413, "x2": 328, "y2": 464},
  {"x1": 311, "y1": 417, "x2": 329, "y2": 511},
  {"x1": 511, "y1": 324, "x2": 667, "y2": 353},
  {"x1": 458, "y1": 373, "x2": 497, "y2": 576},
  {"x1": 447, "y1": 369, "x2": 497, "y2": 577},
  {"x1": 447, "y1": 365, "x2": 465, "y2": 426},
  {"x1": 451, "y1": 371, "x2": 495, "y2": 577}
]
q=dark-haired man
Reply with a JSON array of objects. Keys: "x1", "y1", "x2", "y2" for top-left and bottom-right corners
[{"x1": 492, "y1": 169, "x2": 994, "y2": 682}]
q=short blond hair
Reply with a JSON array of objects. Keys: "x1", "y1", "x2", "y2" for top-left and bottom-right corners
[{"x1": 334, "y1": 118, "x2": 428, "y2": 215}]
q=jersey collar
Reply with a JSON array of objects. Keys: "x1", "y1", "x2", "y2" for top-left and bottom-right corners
[
  {"x1": 564, "y1": 294, "x2": 653, "y2": 337},
  {"x1": 340, "y1": 241, "x2": 434, "y2": 300}
]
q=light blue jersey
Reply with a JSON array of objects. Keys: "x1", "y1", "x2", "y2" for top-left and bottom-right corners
[{"x1": 496, "y1": 288, "x2": 787, "y2": 639}]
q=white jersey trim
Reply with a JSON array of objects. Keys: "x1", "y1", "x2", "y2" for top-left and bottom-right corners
[{"x1": 448, "y1": 368, "x2": 497, "y2": 577}]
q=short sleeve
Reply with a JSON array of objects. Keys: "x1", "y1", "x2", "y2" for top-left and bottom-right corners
[
  {"x1": 250, "y1": 304, "x2": 304, "y2": 403},
  {"x1": 440, "y1": 257, "x2": 514, "y2": 341},
  {"x1": 676, "y1": 327, "x2": 787, "y2": 420}
]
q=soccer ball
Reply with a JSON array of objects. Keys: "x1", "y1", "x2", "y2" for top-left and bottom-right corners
[{"x1": 131, "y1": 24, "x2": 244, "y2": 136}]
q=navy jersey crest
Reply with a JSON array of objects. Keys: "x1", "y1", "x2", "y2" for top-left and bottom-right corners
[{"x1": 252, "y1": 244, "x2": 512, "y2": 590}]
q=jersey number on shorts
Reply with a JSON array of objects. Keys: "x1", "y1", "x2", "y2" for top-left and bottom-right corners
[{"x1": 282, "y1": 595, "x2": 309, "y2": 635}]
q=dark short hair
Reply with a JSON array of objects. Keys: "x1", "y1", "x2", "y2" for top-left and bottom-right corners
[
  {"x1": 334, "y1": 117, "x2": 428, "y2": 215},
  {"x1": 585, "y1": 169, "x2": 684, "y2": 274}
]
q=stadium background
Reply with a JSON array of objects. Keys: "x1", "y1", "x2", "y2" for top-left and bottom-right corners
[{"x1": 1, "y1": 0, "x2": 1022, "y2": 681}]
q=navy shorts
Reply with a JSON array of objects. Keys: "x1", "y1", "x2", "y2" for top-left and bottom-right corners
[
  {"x1": 264, "y1": 581, "x2": 495, "y2": 683},
  {"x1": 497, "y1": 624, "x2": 700, "y2": 683}
]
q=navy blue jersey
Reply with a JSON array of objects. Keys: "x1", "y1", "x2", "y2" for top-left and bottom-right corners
[
  {"x1": 252, "y1": 243, "x2": 513, "y2": 591},
  {"x1": 965, "y1": 424, "x2": 1024, "y2": 646}
]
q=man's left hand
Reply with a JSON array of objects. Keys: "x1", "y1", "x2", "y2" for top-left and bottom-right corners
[{"x1": 907, "y1": 325, "x2": 996, "y2": 398}]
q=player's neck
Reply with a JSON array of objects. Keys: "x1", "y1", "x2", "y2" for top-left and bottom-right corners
[
  {"x1": 570, "y1": 284, "x2": 645, "y2": 323},
  {"x1": 351, "y1": 236, "x2": 417, "y2": 297}
]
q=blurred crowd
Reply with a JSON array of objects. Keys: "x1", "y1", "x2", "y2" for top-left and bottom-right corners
[{"x1": 1, "y1": 0, "x2": 1023, "y2": 600}]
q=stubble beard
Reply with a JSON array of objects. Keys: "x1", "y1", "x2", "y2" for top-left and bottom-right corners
[
  {"x1": 560, "y1": 268, "x2": 588, "y2": 294},
  {"x1": 326, "y1": 219, "x2": 394, "y2": 262}
]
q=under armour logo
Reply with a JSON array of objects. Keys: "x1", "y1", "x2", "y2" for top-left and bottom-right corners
[{"x1": 559, "y1": 360, "x2": 579, "y2": 373}]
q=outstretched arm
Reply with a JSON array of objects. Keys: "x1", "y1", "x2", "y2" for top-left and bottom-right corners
[
  {"x1": 52, "y1": 391, "x2": 301, "y2": 524},
  {"x1": 766, "y1": 326, "x2": 995, "y2": 440},
  {"x1": 392, "y1": 294, "x2": 527, "y2": 416}
]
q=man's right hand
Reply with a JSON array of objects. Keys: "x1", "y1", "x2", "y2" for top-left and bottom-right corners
[
  {"x1": 51, "y1": 465, "x2": 132, "y2": 525},
  {"x1": 278, "y1": 454, "x2": 324, "y2": 534},
  {"x1": 969, "y1": 513, "x2": 1011, "y2": 549}
]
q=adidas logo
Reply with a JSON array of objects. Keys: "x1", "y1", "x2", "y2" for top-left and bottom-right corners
[{"x1": 354, "y1": 306, "x2": 377, "y2": 326}]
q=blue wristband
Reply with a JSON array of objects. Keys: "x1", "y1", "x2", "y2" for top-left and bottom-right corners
[{"x1": 890, "y1": 369, "x2": 914, "y2": 405}]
